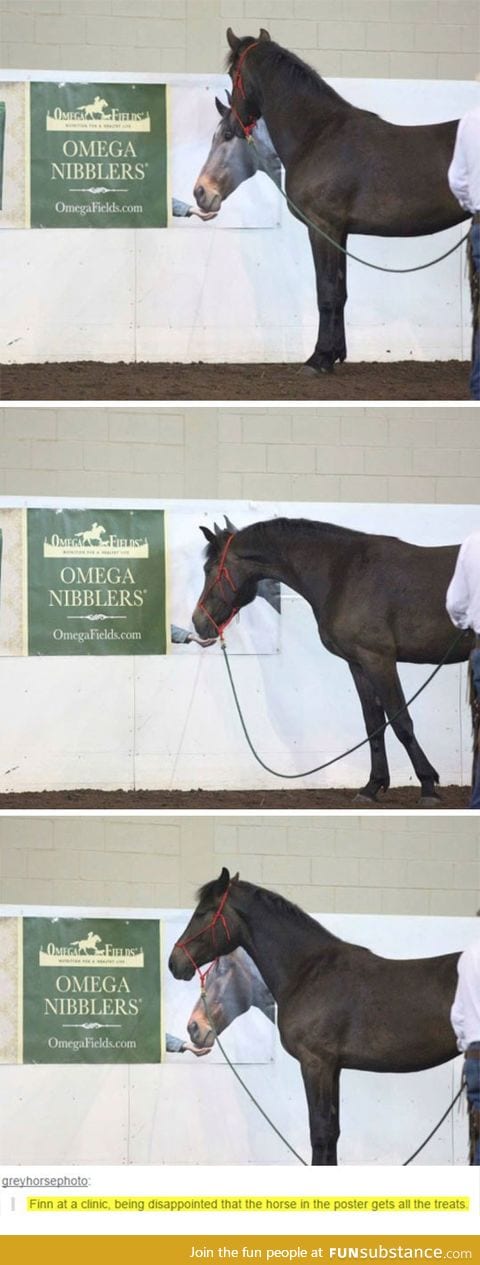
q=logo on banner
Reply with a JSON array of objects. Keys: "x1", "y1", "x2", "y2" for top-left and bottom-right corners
[
  {"x1": 42, "y1": 522, "x2": 149, "y2": 558},
  {"x1": 38, "y1": 930, "x2": 145, "y2": 968},
  {"x1": 46, "y1": 96, "x2": 151, "y2": 133}
]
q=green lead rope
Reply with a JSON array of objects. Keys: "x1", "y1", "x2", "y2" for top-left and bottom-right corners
[{"x1": 220, "y1": 627, "x2": 469, "y2": 781}]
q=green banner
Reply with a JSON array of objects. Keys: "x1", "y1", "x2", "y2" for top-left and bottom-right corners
[
  {"x1": 23, "y1": 917, "x2": 161, "y2": 1064},
  {"x1": 30, "y1": 81, "x2": 167, "y2": 228},
  {"x1": 27, "y1": 507, "x2": 167, "y2": 655}
]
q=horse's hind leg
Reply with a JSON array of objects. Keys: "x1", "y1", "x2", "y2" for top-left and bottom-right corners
[
  {"x1": 301, "y1": 1058, "x2": 340, "y2": 1166},
  {"x1": 359, "y1": 652, "x2": 440, "y2": 804},
  {"x1": 302, "y1": 228, "x2": 347, "y2": 375},
  {"x1": 349, "y1": 662, "x2": 390, "y2": 802}
]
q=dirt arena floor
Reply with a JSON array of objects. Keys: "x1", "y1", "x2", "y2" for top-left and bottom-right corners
[
  {"x1": 1, "y1": 359, "x2": 470, "y2": 401},
  {"x1": 0, "y1": 785, "x2": 469, "y2": 809}
]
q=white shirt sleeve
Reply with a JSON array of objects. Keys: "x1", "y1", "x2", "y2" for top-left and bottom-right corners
[
  {"x1": 450, "y1": 987, "x2": 466, "y2": 1052},
  {"x1": 448, "y1": 119, "x2": 471, "y2": 211},
  {"x1": 450, "y1": 948, "x2": 480, "y2": 1053},
  {"x1": 446, "y1": 547, "x2": 471, "y2": 629}
]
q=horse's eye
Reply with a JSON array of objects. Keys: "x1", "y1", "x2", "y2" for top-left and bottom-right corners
[{"x1": 224, "y1": 129, "x2": 233, "y2": 141}]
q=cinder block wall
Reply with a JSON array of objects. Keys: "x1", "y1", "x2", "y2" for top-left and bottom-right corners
[
  {"x1": 0, "y1": 815, "x2": 478, "y2": 915},
  {"x1": 0, "y1": 0, "x2": 478, "y2": 79},
  {"x1": 0, "y1": 406, "x2": 479, "y2": 503}
]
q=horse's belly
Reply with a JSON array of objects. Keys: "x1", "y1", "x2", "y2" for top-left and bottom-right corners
[{"x1": 349, "y1": 206, "x2": 463, "y2": 238}]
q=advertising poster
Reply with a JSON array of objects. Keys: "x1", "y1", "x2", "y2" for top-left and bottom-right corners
[
  {"x1": 167, "y1": 504, "x2": 281, "y2": 656},
  {"x1": 29, "y1": 81, "x2": 168, "y2": 228},
  {"x1": 163, "y1": 919, "x2": 276, "y2": 1067},
  {"x1": 169, "y1": 81, "x2": 281, "y2": 230}
]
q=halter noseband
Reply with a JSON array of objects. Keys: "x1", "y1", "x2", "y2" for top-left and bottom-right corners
[
  {"x1": 197, "y1": 532, "x2": 239, "y2": 638},
  {"x1": 176, "y1": 883, "x2": 233, "y2": 990},
  {"x1": 231, "y1": 40, "x2": 261, "y2": 141}
]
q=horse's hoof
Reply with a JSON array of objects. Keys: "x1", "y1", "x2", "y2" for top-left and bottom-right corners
[
  {"x1": 352, "y1": 792, "x2": 378, "y2": 806},
  {"x1": 298, "y1": 360, "x2": 335, "y2": 377},
  {"x1": 417, "y1": 795, "x2": 442, "y2": 809}
]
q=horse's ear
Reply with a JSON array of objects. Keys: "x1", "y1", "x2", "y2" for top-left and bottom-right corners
[
  {"x1": 259, "y1": 28, "x2": 271, "y2": 41},
  {"x1": 224, "y1": 515, "x2": 237, "y2": 533},
  {"x1": 213, "y1": 521, "x2": 222, "y2": 537},
  {"x1": 226, "y1": 89, "x2": 232, "y2": 104},
  {"x1": 232, "y1": 871, "x2": 240, "y2": 883},
  {"x1": 226, "y1": 27, "x2": 240, "y2": 52},
  {"x1": 199, "y1": 525, "x2": 216, "y2": 544},
  {"x1": 218, "y1": 867, "x2": 231, "y2": 890},
  {"x1": 215, "y1": 95, "x2": 228, "y2": 118}
]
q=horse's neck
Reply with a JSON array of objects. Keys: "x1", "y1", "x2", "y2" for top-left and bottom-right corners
[
  {"x1": 254, "y1": 55, "x2": 350, "y2": 168},
  {"x1": 233, "y1": 885, "x2": 334, "y2": 1003},
  {"x1": 236, "y1": 520, "x2": 334, "y2": 608}
]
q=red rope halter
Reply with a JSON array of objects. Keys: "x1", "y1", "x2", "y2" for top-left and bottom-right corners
[
  {"x1": 176, "y1": 883, "x2": 232, "y2": 989},
  {"x1": 230, "y1": 40, "x2": 261, "y2": 140},
  {"x1": 197, "y1": 532, "x2": 239, "y2": 638}
]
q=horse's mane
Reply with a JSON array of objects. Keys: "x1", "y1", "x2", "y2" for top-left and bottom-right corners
[
  {"x1": 203, "y1": 518, "x2": 374, "y2": 566},
  {"x1": 226, "y1": 37, "x2": 359, "y2": 113},
  {"x1": 197, "y1": 877, "x2": 339, "y2": 942},
  {"x1": 253, "y1": 517, "x2": 369, "y2": 543},
  {"x1": 250, "y1": 884, "x2": 339, "y2": 939}
]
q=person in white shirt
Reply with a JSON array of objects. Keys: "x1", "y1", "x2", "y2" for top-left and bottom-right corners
[
  {"x1": 448, "y1": 105, "x2": 480, "y2": 400},
  {"x1": 450, "y1": 940, "x2": 480, "y2": 1163},
  {"x1": 446, "y1": 533, "x2": 480, "y2": 808}
]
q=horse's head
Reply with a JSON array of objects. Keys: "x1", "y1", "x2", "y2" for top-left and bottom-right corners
[
  {"x1": 186, "y1": 948, "x2": 254, "y2": 1048},
  {"x1": 192, "y1": 519, "x2": 258, "y2": 640},
  {"x1": 226, "y1": 26, "x2": 271, "y2": 138},
  {"x1": 169, "y1": 867, "x2": 241, "y2": 981},
  {"x1": 194, "y1": 93, "x2": 261, "y2": 212}
]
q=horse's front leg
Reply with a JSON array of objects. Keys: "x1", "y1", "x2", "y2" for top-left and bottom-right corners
[
  {"x1": 301, "y1": 1058, "x2": 340, "y2": 1165},
  {"x1": 303, "y1": 227, "x2": 347, "y2": 375}
]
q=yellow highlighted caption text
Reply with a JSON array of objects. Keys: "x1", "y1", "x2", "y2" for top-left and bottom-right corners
[{"x1": 27, "y1": 1196, "x2": 470, "y2": 1214}]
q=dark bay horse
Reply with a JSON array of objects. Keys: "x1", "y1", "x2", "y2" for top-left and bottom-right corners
[
  {"x1": 197, "y1": 28, "x2": 469, "y2": 374},
  {"x1": 192, "y1": 517, "x2": 472, "y2": 803},
  {"x1": 187, "y1": 946, "x2": 275, "y2": 1048},
  {"x1": 169, "y1": 871, "x2": 461, "y2": 1165},
  {"x1": 194, "y1": 92, "x2": 282, "y2": 212}
]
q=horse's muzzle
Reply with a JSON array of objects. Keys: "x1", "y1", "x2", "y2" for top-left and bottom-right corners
[
  {"x1": 192, "y1": 605, "x2": 218, "y2": 640},
  {"x1": 168, "y1": 948, "x2": 195, "y2": 980},
  {"x1": 188, "y1": 1018, "x2": 214, "y2": 1049},
  {"x1": 194, "y1": 182, "x2": 222, "y2": 213}
]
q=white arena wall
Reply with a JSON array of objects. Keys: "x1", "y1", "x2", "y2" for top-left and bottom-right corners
[
  {"x1": 0, "y1": 906, "x2": 476, "y2": 1167},
  {"x1": 0, "y1": 495, "x2": 477, "y2": 795},
  {"x1": 1, "y1": 71, "x2": 479, "y2": 365}
]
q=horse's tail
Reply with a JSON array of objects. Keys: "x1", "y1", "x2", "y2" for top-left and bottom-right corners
[{"x1": 468, "y1": 232, "x2": 479, "y2": 358}]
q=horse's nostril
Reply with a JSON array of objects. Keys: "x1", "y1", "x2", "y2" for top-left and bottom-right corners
[
  {"x1": 189, "y1": 1020, "x2": 199, "y2": 1041},
  {"x1": 195, "y1": 184, "x2": 204, "y2": 200}
]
